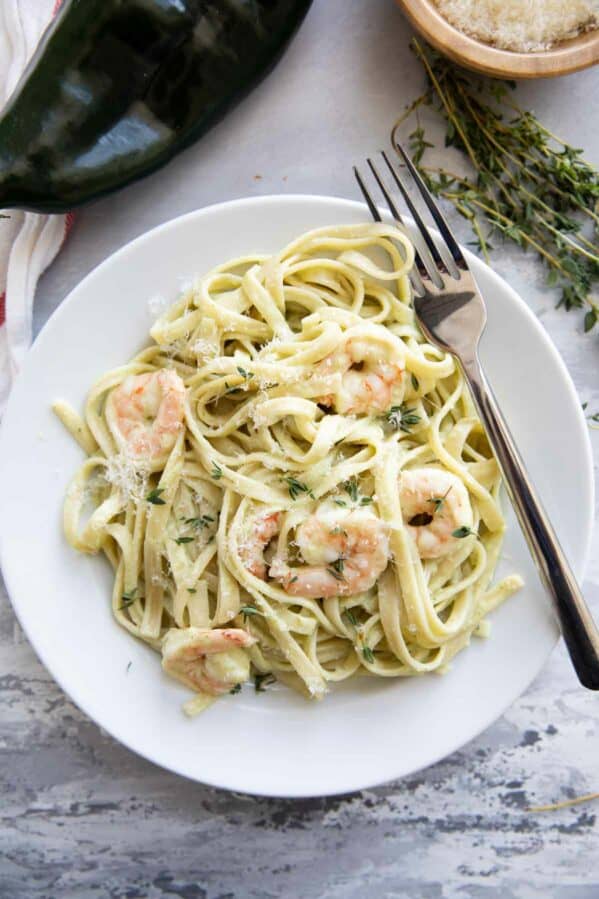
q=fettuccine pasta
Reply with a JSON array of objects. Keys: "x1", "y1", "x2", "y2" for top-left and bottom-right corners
[{"x1": 55, "y1": 223, "x2": 522, "y2": 715}]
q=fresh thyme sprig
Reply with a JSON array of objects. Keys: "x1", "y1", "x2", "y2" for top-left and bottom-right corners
[
  {"x1": 184, "y1": 514, "x2": 215, "y2": 530},
  {"x1": 383, "y1": 403, "x2": 421, "y2": 433},
  {"x1": 283, "y1": 475, "x2": 315, "y2": 501},
  {"x1": 397, "y1": 39, "x2": 599, "y2": 333},
  {"x1": 341, "y1": 477, "x2": 374, "y2": 506}
]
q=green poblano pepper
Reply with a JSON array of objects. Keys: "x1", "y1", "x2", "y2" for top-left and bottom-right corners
[{"x1": 0, "y1": 0, "x2": 313, "y2": 212}]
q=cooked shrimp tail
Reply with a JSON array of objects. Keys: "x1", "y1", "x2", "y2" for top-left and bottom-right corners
[
  {"x1": 162, "y1": 627, "x2": 256, "y2": 696},
  {"x1": 270, "y1": 506, "x2": 389, "y2": 598},
  {"x1": 317, "y1": 323, "x2": 405, "y2": 415},
  {"x1": 239, "y1": 510, "x2": 282, "y2": 579},
  {"x1": 106, "y1": 370, "x2": 185, "y2": 469},
  {"x1": 400, "y1": 468, "x2": 473, "y2": 559}
]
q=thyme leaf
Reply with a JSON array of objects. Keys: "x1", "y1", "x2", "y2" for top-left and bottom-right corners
[
  {"x1": 283, "y1": 475, "x2": 315, "y2": 501},
  {"x1": 146, "y1": 487, "x2": 166, "y2": 505},
  {"x1": 343, "y1": 609, "x2": 358, "y2": 627},
  {"x1": 583, "y1": 404, "x2": 599, "y2": 429},
  {"x1": 362, "y1": 646, "x2": 375, "y2": 664},
  {"x1": 185, "y1": 515, "x2": 215, "y2": 530},
  {"x1": 343, "y1": 478, "x2": 359, "y2": 502},
  {"x1": 383, "y1": 403, "x2": 421, "y2": 433},
  {"x1": 254, "y1": 673, "x2": 276, "y2": 693},
  {"x1": 428, "y1": 486, "x2": 452, "y2": 514},
  {"x1": 452, "y1": 526, "x2": 476, "y2": 539},
  {"x1": 120, "y1": 587, "x2": 137, "y2": 609},
  {"x1": 342, "y1": 478, "x2": 373, "y2": 507},
  {"x1": 240, "y1": 603, "x2": 261, "y2": 620},
  {"x1": 328, "y1": 558, "x2": 345, "y2": 579}
]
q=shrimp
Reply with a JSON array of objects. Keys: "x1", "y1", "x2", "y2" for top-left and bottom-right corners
[
  {"x1": 162, "y1": 627, "x2": 256, "y2": 696},
  {"x1": 269, "y1": 507, "x2": 389, "y2": 598},
  {"x1": 317, "y1": 324, "x2": 404, "y2": 415},
  {"x1": 106, "y1": 370, "x2": 185, "y2": 468},
  {"x1": 238, "y1": 511, "x2": 282, "y2": 579},
  {"x1": 400, "y1": 468, "x2": 473, "y2": 560}
]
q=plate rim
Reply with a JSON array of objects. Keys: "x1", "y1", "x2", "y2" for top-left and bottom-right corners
[{"x1": 0, "y1": 193, "x2": 594, "y2": 797}]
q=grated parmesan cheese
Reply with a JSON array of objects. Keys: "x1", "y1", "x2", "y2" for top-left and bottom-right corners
[
  {"x1": 147, "y1": 294, "x2": 169, "y2": 318},
  {"x1": 105, "y1": 453, "x2": 149, "y2": 503},
  {"x1": 191, "y1": 338, "x2": 219, "y2": 360},
  {"x1": 433, "y1": 0, "x2": 599, "y2": 51},
  {"x1": 251, "y1": 408, "x2": 269, "y2": 429}
]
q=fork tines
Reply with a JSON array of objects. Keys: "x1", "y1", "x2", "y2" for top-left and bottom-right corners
[{"x1": 354, "y1": 142, "x2": 469, "y2": 296}]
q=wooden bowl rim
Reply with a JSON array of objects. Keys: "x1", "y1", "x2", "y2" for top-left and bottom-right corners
[{"x1": 396, "y1": 0, "x2": 599, "y2": 78}]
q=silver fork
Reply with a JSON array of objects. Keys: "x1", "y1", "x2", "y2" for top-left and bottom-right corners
[{"x1": 354, "y1": 145, "x2": 599, "y2": 690}]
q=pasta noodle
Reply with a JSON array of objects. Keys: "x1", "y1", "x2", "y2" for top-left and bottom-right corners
[{"x1": 55, "y1": 223, "x2": 522, "y2": 714}]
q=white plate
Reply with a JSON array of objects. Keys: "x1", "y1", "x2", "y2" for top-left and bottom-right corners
[{"x1": 0, "y1": 196, "x2": 593, "y2": 797}]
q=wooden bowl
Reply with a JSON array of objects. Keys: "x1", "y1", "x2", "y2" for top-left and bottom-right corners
[{"x1": 396, "y1": 0, "x2": 599, "y2": 78}]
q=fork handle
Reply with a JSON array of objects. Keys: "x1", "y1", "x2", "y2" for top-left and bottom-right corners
[{"x1": 461, "y1": 354, "x2": 599, "y2": 690}]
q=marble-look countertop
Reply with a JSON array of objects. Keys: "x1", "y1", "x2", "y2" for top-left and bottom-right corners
[{"x1": 2, "y1": 1, "x2": 598, "y2": 896}]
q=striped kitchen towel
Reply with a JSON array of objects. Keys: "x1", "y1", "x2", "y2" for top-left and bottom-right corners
[{"x1": 0, "y1": 0, "x2": 72, "y2": 416}]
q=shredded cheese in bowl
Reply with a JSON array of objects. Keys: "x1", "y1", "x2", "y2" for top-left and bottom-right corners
[{"x1": 432, "y1": 0, "x2": 599, "y2": 52}]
